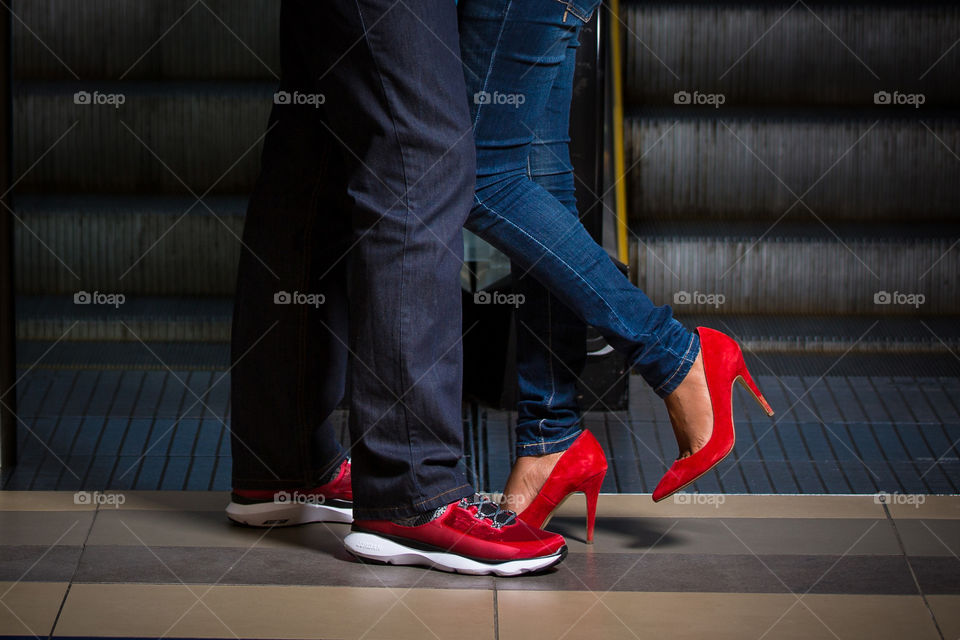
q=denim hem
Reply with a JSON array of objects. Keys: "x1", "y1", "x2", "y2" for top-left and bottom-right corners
[
  {"x1": 653, "y1": 332, "x2": 701, "y2": 398},
  {"x1": 351, "y1": 483, "x2": 474, "y2": 521},
  {"x1": 232, "y1": 452, "x2": 348, "y2": 491},
  {"x1": 515, "y1": 428, "x2": 582, "y2": 457},
  {"x1": 309, "y1": 451, "x2": 348, "y2": 485}
]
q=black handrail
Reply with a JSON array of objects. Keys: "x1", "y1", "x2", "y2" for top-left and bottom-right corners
[
  {"x1": 569, "y1": 6, "x2": 606, "y2": 245},
  {"x1": 1, "y1": 2, "x2": 15, "y2": 469}
]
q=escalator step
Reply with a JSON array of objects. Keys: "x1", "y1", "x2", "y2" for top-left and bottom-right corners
[
  {"x1": 14, "y1": 195, "x2": 246, "y2": 296},
  {"x1": 13, "y1": 0, "x2": 280, "y2": 81},
  {"x1": 632, "y1": 231, "x2": 958, "y2": 314},
  {"x1": 622, "y1": 3, "x2": 960, "y2": 107},
  {"x1": 625, "y1": 116, "x2": 960, "y2": 222},
  {"x1": 13, "y1": 81, "x2": 272, "y2": 194}
]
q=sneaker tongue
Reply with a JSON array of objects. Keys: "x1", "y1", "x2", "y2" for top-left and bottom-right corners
[{"x1": 461, "y1": 494, "x2": 517, "y2": 528}]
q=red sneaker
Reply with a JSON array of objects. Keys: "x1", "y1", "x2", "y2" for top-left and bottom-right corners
[
  {"x1": 344, "y1": 494, "x2": 567, "y2": 576},
  {"x1": 226, "y1": 459, "x2": 353, "y2": 526}
]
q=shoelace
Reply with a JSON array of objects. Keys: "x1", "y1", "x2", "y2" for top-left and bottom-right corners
[{"x1": 460, "y1": 493, "x2": 517, "y2": 528}]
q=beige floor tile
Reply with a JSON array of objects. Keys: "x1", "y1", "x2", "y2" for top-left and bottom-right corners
[
  {"x1": 86, "y1": 508, "x2": 348, "y2": 548},
  {"x1": 56, "y1": 584, "x2": 493, "y2": 639},
  {"x1": 0, "y1": 511, "x2": 93, "y2": 546},
  {"x1": 926, "y1": 595, "x2": 960, "y2": 639},
  {"x1": 0, "y1": 491, "x2": 97, "y2": 511},
  {"x1": 0, "y1": 581, "x2": 68, "y2": 636},
  {"x1": 546, "y1": 494, "x2": 885, "y2": 519},
  {"x1": 886, "y1": 495, "x2": 960, "y2": 520},
  {"x1": 497, "y1": 591, "x2": 940, "y2": 640}
]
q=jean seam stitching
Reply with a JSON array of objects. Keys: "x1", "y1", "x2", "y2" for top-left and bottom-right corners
[
  {"x1": 472, "y1": 0, "x2": 513, "y2": 131},
  {"x1": 517, "y1": 430, "x2": 581, "y2": 448},
  {"x1": 353, "y1": 0, "x2": 425, "y2": 500},
  {"x1": 537, "y1": 293, "x2": 558, "y2": 441},
  {"x1": 553, "y1": 0, "x2": 592, "y2": 23}
]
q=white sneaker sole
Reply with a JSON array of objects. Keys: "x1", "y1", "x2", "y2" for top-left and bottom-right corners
[
  {"x1": 343, "y1": 531, "x2": 566, "y2": 576},
  {"x1": 226, "y1": 501, "x2": 353, "y2": 527}
]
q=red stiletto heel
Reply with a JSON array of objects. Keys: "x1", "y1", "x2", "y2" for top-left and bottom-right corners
[
  {"x1": 652, "y1": 327, "x2": 775, "y2": 503},
  {"x1": 581, "y1": 471, "x2": 604, "y2": 543},
  {"x1": 517, "y1": 430, "x2": 608, "y2": 543}
]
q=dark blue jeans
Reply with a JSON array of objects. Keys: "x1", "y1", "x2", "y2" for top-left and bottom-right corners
[
  {"x1": 459, "y1": 0, "x2": 699, "y2": 457},
  {"x1": 230, "y1": 0, "x2": 475, "y2": 519}
]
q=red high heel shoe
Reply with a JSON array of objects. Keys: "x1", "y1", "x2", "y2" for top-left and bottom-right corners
[
  {"x1": 516, "y1": 430, "x2": 608, "y2": 543},
  {"x1": 652, "y1": 327, "x2": 775, "y2": 503}
]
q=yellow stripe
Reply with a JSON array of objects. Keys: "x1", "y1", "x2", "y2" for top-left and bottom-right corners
[{"x1": 609, "y1": 0, "x2": 629, "y2": 265}]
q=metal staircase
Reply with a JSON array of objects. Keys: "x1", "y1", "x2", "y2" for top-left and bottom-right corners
[
  {"x1": 618, "y1": 1, "x2": 959, "y2": 354},
  {"x1": 11, "y1": 1, "x2": 276, "y2": 351},
  {"x1": 9, "y1": 1, "x2": 959, "y2": 355}
]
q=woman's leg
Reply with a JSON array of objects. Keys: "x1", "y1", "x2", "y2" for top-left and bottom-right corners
[
  {"x1": 460, "y1": 0, "x2": 696, "y2": 399},
  {"x1": 459, "y1": 0, "x2": 715, "y2": 480},
  {"x1": 502, "y1": 31, "x2": 588, "y2": 511},
  {"x1": 515, "y1": 33, "x2": 588, "y2": 454}
]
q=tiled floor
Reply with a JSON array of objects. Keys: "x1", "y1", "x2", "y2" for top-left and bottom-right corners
[{"x1": 0, "y1": 492, "x2": 957, "y2": 639}]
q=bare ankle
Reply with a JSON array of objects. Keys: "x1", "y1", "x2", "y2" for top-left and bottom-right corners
[{"x1": 663, "y1": 353, "x2": 714, "y2": 457}]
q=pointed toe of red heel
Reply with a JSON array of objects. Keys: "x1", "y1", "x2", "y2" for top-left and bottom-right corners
[{"x1": 652, "y1": 327, "x2": 774, "y2": 503}]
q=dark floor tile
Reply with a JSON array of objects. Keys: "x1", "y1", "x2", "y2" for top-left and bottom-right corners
[
  {"x1": 0, "y1": 545, "x2": 84, "y2": 581},
  {"x1": 497, "y1": 552, "x2": 919, "y2": 594},
  {"x1": 75, "y1": 545, "x2": 495, "y2": 590},
  {"x1": 909, "y1": 556, "x2": 960, "y2": 594}
]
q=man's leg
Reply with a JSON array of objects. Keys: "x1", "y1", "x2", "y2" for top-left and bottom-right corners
[
  {"x1": 230, "y1": 85, "x2": 351, "y2": 496},
  {"x1": 273, "y1": 0, "x2": 569, "y2": 575},
  {"x1": 280, "y1": 0, "x2": 476, "y2": 519}
]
